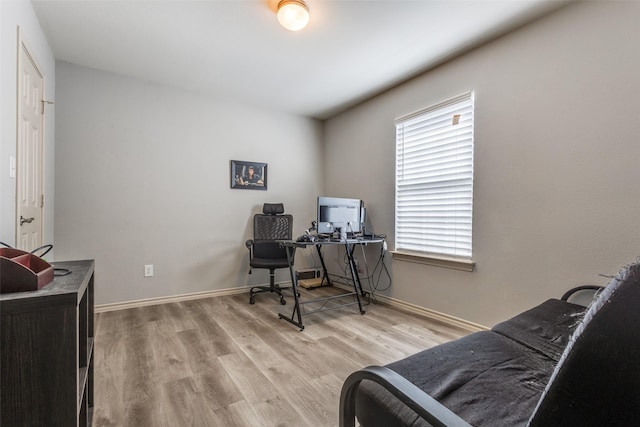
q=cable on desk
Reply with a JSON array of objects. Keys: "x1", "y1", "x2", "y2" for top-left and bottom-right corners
[
  {"x1": 354, "y1": 242, "x2": 391, "y2": 303},
  {"x1": 371, "y1": 244, "x2": 392, "y2": 294},
  {"x1": 322, "y1": 241, "x2": 391, "y2": 306},
  {"x1": 54, "y1": 268, "x2": 72, "y2": 276}
]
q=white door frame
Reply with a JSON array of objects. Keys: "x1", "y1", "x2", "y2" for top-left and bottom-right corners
[{"x1": 15, "y1": 28, "x2": 46, "y2": 251}]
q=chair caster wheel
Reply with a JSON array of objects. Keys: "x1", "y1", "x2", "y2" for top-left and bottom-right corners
[
  {"x1": 280, "y1": 298, "x2": 286, "y2": 305},
  {"x1": 249, "y1": 297, "x2": 256, "y2": 305}
]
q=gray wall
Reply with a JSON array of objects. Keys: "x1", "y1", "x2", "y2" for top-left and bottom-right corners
[
  {"x1": 6, "y1": 0, "x2": 639, "y2": 326},
  {"x1": 55, "y1": 63, "x2": 323, "y2": 305},
  {"x1": 0, "y1": 0, "x2": 56, "y2": 254},
  {"x1": 324, "y1": 1, "x2": 640, "y2": 326}
]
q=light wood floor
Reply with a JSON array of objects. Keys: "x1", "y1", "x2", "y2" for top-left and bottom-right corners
[{"x1": 93, "y1": 286, "x2": 468, "y2": 427}]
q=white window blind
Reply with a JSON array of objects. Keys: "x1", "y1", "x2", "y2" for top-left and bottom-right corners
[{"x1": 395, "y1": 92, "x2": 474, "y2": 259}]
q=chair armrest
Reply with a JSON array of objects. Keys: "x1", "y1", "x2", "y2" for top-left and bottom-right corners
[
  {"x1": 245, "y1": 240, "x2": 254, "y2": 266},
  {"x1": 560, "y1": 285, "x2": 604, "y2": 302},
  {"x1": 339, "y1": 366, "x2": 472, "y2": 427}
]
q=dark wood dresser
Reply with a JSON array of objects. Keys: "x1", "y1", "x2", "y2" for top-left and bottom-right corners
[{"x1": 1, "y1": 260, "x2": 95, "y2": 426}]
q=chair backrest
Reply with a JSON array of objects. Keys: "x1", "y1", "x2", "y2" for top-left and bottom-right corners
[
  {"x1": 252, "y1": 203, "x2": 292, "y2": 260},
  {"x1": 528, "y1": 260, "x2": 640, "y2": 426}
]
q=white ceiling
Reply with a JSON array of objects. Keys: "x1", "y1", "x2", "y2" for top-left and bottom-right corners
[{"x1": 32, "y1": 0, "x2": 569, "y2": 119}]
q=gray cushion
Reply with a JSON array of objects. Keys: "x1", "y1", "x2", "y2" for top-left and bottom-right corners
[
  {"x1": 356, "y1": 331, "x2": 557, "y2": 426},
  {"x1": 492, "y1": 299, "x2": 585, "y2": 361},
  {"x1": 528, "y1": 261, "x2": 640, "y2": 426}
]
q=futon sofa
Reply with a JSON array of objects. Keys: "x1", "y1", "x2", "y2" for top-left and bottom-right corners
[{"x1": 340, "y1": 261, "x2": 640, "y2": 426}]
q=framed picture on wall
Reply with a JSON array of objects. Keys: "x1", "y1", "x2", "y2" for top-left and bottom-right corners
[{"x1": 230, "y1": 160, "x2": 267, "y2": 190}]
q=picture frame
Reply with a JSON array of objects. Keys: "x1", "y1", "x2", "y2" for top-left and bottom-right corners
[{"x1": 230, "y1": 160, "x2": 267, "y2": 190}]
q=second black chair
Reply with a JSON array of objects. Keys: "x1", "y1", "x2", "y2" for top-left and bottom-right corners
[{"x1": 245, "y1": 203, "x2": 293, "y2": 305}]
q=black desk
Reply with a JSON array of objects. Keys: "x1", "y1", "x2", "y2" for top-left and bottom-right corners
[{"x1": 277, "y1": 237, "x2": 384, "y2": 330}]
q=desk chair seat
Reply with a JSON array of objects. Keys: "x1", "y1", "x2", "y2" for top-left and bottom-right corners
[{"x1": 245, "y1": 203, "x2": 293, "y2": 305}]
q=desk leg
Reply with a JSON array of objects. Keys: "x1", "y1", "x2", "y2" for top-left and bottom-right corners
[
  {"x1": 347, "y1": 245, "x2": 368, "y2": 298},
  {"x1": 315, "y1": 245, "x2": 332, "y2": 286},
  {"x1": 278, "y1": 245, "x2": 305, "y2": 330},
  {"x1": 345, "y1": 243, "x2": 366, "y2": 315}
]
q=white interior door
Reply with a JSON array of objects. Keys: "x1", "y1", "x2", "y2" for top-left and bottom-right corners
[{"x1": 16, "y1": 31, "x2": 45, "y2": 251}]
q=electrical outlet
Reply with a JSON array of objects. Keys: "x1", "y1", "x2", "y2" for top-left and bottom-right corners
[{"x1": 144, "y1": 264, "x2": 154, "y2": 277}]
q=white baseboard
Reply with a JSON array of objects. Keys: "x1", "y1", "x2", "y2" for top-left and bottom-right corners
[
  {"x1": 332, "y1": 282, "x2": 488, "y2": 333},
  {"x1": 94, "y1": 286, "x2": 250, "y2": 313},
  {"x1": 96, "y1": 280, "x2": 296, "y2": 313},
  {"x1": 374, "y1": 294, "x2": 489, "y2": 333},
  {"x1": 97, "y1": 282, "x2": 488, "y2": 333}
]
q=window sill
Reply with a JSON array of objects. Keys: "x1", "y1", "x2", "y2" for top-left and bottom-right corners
[{"x1": 391, "y1": 251, "x2": 475, "y2": 272}]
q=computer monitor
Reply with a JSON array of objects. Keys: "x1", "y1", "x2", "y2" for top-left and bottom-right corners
[{"x1": 317, "y1": 196, "x2": 363, "y2": 237}]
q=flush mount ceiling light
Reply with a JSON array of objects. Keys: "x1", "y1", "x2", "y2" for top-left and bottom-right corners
[{"x1": 277, "y1": 0, "x2": 310, "y2": 31}]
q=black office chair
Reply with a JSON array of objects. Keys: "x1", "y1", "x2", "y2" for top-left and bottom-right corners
[{"x1": 245, "y1": 203, "x2": 293, "y2": 305}]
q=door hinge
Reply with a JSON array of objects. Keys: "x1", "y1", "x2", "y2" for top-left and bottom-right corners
[
  {"x1": 41, "y1": 194, "x2": 44, "y2": 208},
  {"x1": 41, "y1": 99, "x2": 54, "y2": 114}
]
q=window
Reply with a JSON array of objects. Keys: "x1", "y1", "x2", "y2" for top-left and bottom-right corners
[{"x1": 394, "y1": 92, "x2": 474, "y2": 265}]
